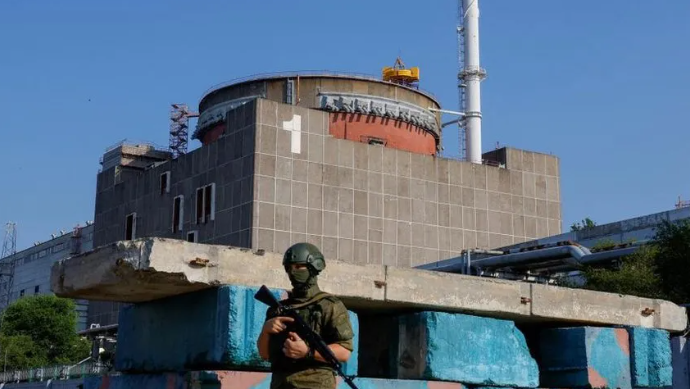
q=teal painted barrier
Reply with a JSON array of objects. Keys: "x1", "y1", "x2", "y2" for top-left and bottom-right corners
[
  {"x1": 539, "y1": 327, "x2": 631, "y2": 389},
  {"x1": 393, "y1": 311, "x2": 539, "y2": 387},
  {"x1": 628, "y1": 327, "x2": 672, "y2": 388},
  {"x1": 116, "y1": 285, "x2": 359, "y2": 375}
]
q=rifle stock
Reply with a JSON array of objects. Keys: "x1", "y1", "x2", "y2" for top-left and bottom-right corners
[{"x1": 254, "y1": 285, "x2": 359, "y2": 389}]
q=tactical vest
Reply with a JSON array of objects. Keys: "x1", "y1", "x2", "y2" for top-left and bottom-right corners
[{"x1": 268, "y1": 292, "x2": 336, "y2": 373}]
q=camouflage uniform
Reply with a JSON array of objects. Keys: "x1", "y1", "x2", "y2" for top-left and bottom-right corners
[{"x1": 263, "y1": 243, "x2": 355, "y2": 389}]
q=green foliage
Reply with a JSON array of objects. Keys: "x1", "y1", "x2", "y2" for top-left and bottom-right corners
[
  {"x1": 0, "y1": 335, "x2": 48, "y2": 370},
  {"x1": 581, "y1": 245, "x2": 664, "y2": 299},
  {"x1": 578, "y1": 219, "x2": 690, "y2": 304},
  {"x1": 570, "y1": 217, "x2": 597, "y2": 232},
  {"x1": 652, "y1": 219, "x2": 690, "y2": 303},
  {"x1": 0, "y1": 295, "x2": 91, "y2": 370},
  {"x1": 591, "y1": 238, "x2": 617, "y2": 252}
]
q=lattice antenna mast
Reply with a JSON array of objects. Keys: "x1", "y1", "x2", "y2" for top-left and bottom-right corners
[
  {"x1": 457, "y1": 0, "x2": 487, "y2": 163},
  {"x1": 169, "y1": 104, "x2": 199, "y2": 159},
  {"x1": 1, "y1": 223, "x2": 16, "y2": 259},
  {"x1": 0, "y1": 222, "x2": 17, "y2": 312}
]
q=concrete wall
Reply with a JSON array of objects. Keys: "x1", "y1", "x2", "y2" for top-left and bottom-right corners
[
  {"x1": 252, "y1": 99, "x2": 561, "y2": 266},
  {"x1": 0, "y1": 225, "x2": 93, "y2": 331}
]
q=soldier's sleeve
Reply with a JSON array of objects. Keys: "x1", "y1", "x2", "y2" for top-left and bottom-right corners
[{"x1": 321, "y1": 299, "x2": 355, "y2": 351}]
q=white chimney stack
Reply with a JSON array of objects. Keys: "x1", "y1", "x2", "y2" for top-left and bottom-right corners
[{"x1": 459, "y1": 0, "x2": 487, "y2": 164}]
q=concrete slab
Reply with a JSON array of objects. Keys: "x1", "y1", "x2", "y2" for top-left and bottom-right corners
[
  {"x1": 84, "y1": 371, "x2": 469, "y2": 389},
  {"x1": 50, "y1": 238, "x2": 688, "y2": 332},
  {"x1": 628, "y1": 327, "x2": 672, "y2": 388},
  {"x1": 50, "y1": 238, "x2": 385, "y2": 306},
  {"x1": 385, "y1": 266, "x2": 531, "y2": 318},
  {"x1": 531, "y1": 284, "x2": 687, "y2": 331},
  {"x1": 394, "y1": 311, "x2": 539, "y2": 387},
  {"x1": 539, "y1": 327, "x2": 632, "y2": 389}
]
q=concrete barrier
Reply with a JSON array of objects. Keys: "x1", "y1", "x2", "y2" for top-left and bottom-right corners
[
  {"x1": 115, "y1": 285, "x2": 359, "y2": 375},
  {"x1": 85, "y1": 371, "x2": 469, "y2": 389},
  {"x1": 50, "y1": 238, "x2": 689, "y2": 332},
  {"x1": 628, "y1": 327, "x2": 672, "y2": 388},
  {"x1": 539, "y1": 327, "x2": 631, "y2": 389},
  {"x1": 393, "y1": 311, "x2": 539, "y2": 387},
  {"x1": 672, "y1": 336, "x2": 689, "y2": 389}
]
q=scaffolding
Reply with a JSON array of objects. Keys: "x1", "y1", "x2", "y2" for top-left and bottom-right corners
[
  {"x1": 169, "y1": 104, "x2": 199, "y2": 159},
  {"x1": 0, "y1": 222, "x2": 17, "y2": 311}
]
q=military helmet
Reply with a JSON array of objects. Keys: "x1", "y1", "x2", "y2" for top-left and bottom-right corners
[{"x1": 283, "y1": 242, "x2": 326, "y2": 273}]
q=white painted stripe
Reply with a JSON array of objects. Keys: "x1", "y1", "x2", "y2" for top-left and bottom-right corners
[{"x1": 282, "y1": 114, "x2": 302, "y2": 154}]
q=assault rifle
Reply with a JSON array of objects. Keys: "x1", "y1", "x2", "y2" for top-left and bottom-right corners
[{"x1": 254, "y1": 285, "x2": 359, "y2": 389}]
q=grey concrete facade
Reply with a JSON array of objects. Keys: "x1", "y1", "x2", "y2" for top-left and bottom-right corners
[
  {"x1": 0, "y1": 224, "x2": 93, "y2": 331},
  {"x1": 90, "y1": 97, "x2": 562, "y2": 325},
  {"x1": 252, "y1": 99, "x2": 561, "y2": 265}
]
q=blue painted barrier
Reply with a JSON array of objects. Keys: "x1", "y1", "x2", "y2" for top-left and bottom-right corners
[
  {"x1": 628, "y1": 327, "x2": 672, "y2": 388},
  {"x1": 115, "y1": 285, "x2": 359, "y2": 375},
  {"x1": 539, "y1": 327, "x2": 631, "y2": 389},
  {"x1": 393, "y1": 311, "x2": 539, "y2": 387}
]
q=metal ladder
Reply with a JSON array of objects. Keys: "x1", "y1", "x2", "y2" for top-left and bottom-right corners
[{"x1": 457, "y1": 1, "x2": 468, "y2": 161}]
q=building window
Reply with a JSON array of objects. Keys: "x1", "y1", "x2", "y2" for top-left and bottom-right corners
[
  {"x1": 160, "y1": 171, "x2": 171, "y2": 195},
  {"x1": 34, "y1": 285, "x2": 39, "y2": 294},
  {"x1": 38, "y1": 249, "x2": 47, "y2": 258},
  {"x1": 195, "y1": 183, "x2": 216, "y2": 224},
  {"x1": 172, "y1": 195, "x2": 184, "y2": 233},
  {"x1": 125, "y1": 213, "x2": 137, "y2": 240},
  {"x1": 187, "y1": 231, "x2": 198, "y2": 243},
  {"x1": 19, "y1": 289, "x2": 24, "y2": 297}
]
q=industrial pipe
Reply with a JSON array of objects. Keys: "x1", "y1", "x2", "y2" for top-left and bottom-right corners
[{"x1": 470, "y1": 245, "x2": 591, "y2": 270}]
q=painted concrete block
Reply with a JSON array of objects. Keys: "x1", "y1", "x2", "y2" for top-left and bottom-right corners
[
  {"x1": 671, "y1": 336, "x2": 689, "y2": 389},
  {"x1": 393, "y1": 311, "x2": 539, "y2": 387},
  {"x1": 628, "y1": 327, "x2": 672, "y2": 387},
  {"x1": 86, "y1": 371, "x2": 469, "y2": 389},
  {"x1": 539, "y1": 327, "x2": 631, "y2": 389},
  {"x1": 115, "y1": 285, "x2": 359, "y2": 375}
]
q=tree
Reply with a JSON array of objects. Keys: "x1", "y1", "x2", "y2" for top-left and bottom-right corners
[
  {"x1": 0, "y1": 295, "x2": 91, "y2": 370},
  {"x1": 580, "y1": 245, "x2": 664, "y2": 299},
  {"x1": 576, "y1": 219, "x2": 690, "y2": 304},
  {"x1": 570, "y1": 217, "x2": 597, "y2": 232},
  {"x1": 652, "y1": 219, "x2": 690, "y2": 303}
]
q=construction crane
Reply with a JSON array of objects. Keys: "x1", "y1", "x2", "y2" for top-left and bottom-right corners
[
  {"x1": 169, "y1": 103, "x2": 199, "y2": 159},
  {"x1": 0, "y1": 222, "x2": 17, "y2": 311},
  {"x1": 382, "y1": 57, "x2": 420, "y2": 89}
]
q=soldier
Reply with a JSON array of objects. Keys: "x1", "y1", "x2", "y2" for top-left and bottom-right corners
[{"x1": 257, "y1": 242, "x2": 355, "y2": 389}]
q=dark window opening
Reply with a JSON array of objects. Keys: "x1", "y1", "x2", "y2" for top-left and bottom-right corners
[
  {"x1": 172, "y1": 196, "x2": 183, "y2": 233},
  {"x1": 125, "y1": 213, "x2": 136, "y2": 240},
  {"x1": 20, "y1": 289, "x2": 24, "y2": 297},
  {"x1": 203, "y1": 186, "x2": 212, "y2": 222},
  {"x1": 34, "y1": 285, "x2": 39, "y2": 294},
  {"x1": 160, "y1": 172, "x2": 170, "y2": 195},
  {"x1": 196, "y1": 188, "x2": 204, "y2": 224},
  {"x1": 195, "y1": 184, "x2": 215, "y2": 225},
  {"x1": 187, "y1": 231, "x2": 198, "y2": 243}
]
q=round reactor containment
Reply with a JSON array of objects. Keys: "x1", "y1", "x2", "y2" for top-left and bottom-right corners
[{"x1": 194, "y1": 71, "x2": 442, "y2": 155}]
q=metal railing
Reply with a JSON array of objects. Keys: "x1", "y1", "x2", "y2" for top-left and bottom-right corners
[
  {"x1": 199, "y1": 70, "x2": 439, "y2": 102},
  {"x1": 0, "y1": 361, "x2": 110, "y2": 383}
]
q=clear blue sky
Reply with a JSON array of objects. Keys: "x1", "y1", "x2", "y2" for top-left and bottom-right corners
[{"x1": 1, "y1": 1, "x2": 689, "y2": 250}]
